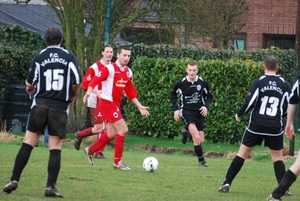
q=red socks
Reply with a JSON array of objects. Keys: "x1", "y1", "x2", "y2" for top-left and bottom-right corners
[
  {"x1": 89, "y1": 132, "x2": 110, "y2": 154},
  {"x1": 78, "y1": 127, "x2": 93, "y2": 137},
  {"x1": 95, "y1": 132, "x2": 107, "y2": 154},
  {"x1": 114, "y1": 134, "x2": 125, "y2": 164}
]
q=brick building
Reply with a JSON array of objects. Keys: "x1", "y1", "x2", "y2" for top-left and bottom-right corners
[
  {"x1": 231, "y1": 0, "x2": 298, "y2": 50},
  {"x1": 120, "y1": 0, "x2": 298, "y2": 50}
]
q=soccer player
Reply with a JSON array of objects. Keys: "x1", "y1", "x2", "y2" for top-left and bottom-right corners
[
  {"x1": 2, "y1": 26, "x2": 82, "y2": 197},
  {"x1": 218, "y1": 56, "x2": 291, "y2": 195},
  {"x1": 170, "y1": 61, "x2": 213, "y2": 167},
  {"x1": 266, "y1": 73, "x2": 300, "y2": 201},
  {"x1": 83, "y1": 46, "x2": 149, "y2": 170},
  {"x1": 74, "y1": 45, "x2": 114, "y2": 159}
]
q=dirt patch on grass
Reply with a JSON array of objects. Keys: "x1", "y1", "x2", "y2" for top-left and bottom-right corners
[
  {"x1": 0, "y1": 132, "x2": 295, "y2": 159},
  {"x1": 134, "y1": 144, "x2": 226, "y2": 158},
  {"x1": 132, "y1": 143, "x2": 294, "y2": 159}
]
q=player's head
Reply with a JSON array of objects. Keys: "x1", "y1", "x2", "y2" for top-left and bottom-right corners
[
  {"x1": 186, "y1": 61, "x2": 198, "y2": 80},
  {"x1": 117, "y1": 46, "x2": 131, "y2": 66},
  {"x1": 264, "y1": 56, "x2": 278, "y2": 71},
  {"x1": 101, "y1": 45, "x2": 113, "y2": 64},
  {"x1": 44, "y1": 27, "x2": 63, "y2": 46}
]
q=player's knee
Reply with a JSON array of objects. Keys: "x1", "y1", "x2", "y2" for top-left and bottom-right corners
[
  {"x1": 193, "y1": 136, "x2": 201, "y2": 144},
  {"x1": 93, "y1": 124, "x2": 103, "y2": 133}
]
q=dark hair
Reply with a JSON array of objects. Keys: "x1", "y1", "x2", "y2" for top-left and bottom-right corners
[
  {"x1": 117, "y1": 46, "x2": 131, "y2": 54},
  {"x1": 187, "y1": 61, "x2": 198, "y2": 66},
  {"x1": 264, "y1": 56, "x2": 278, "y2": 71},
  {"x1": 101, "y1": 44, "x2": 113, "y2": 52},
  {"x1": 44, "y1": 27, "x2": 63, "y2": 46}
]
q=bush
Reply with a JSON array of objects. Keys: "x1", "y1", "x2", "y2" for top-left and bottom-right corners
[{"x1": 126, "y1": 55, "x2": 293, "y2": 144}]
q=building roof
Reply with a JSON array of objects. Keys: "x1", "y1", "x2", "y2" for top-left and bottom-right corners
[
  {"x1": 0, "y1": 2, "x2": 129, "y2": 44},
  {"x1": 0, "y1": 3, "x2": 61, "y2": 36}
]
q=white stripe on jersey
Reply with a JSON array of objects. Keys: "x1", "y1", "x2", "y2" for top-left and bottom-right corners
[{"x1": 100, "y1": 64, "x2": 115, "y2": 102}]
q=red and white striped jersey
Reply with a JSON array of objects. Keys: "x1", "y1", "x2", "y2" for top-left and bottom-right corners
[{"x1": 89, "y1": 61, "x2": 137, "y2": 106}]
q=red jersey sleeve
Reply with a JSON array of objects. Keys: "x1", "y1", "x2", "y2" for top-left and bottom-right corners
[
  {"x1": 89, "y1": 66, "x2": 109, "y2": 89},
  {"x1": 82, "y1": 67, "x2": 95, "y2": 91},
  {"x1": 124, "y1": 78, "x2": 138, "y2": 100}
]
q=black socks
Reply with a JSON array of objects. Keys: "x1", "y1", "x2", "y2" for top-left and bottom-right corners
[
  {"x1": 10, "y1": 143, "x2": 33, "y2": 181},
  {"x1": 46, "y1": 149, "x2": 61, "y2": 188}
]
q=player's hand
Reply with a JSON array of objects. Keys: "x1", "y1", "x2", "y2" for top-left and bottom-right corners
[
  {"x1": 199, "y1": 106, "x2": 207, "y2": 117},
  {"x1": 235, "y1": 114, "x2": 241, "y2": 122},
  {"x1": 139, "y1": 105, "x2": 150, "y2": 116},
  {"x1": 70, "y1": 96, "x2": 76, "y2": 107},
  {"x1": 83, "y1": 93, "x2": 90, "y2": 103},
  {"x1": 26, "y1": 85, "x2": 36, "y2": 94},
  {"x1": 174, "y1": 110, "x2": 181, "y2": 121},
  {"x1": 285, "y1": 123, "x2": 295, "y2": 140}
]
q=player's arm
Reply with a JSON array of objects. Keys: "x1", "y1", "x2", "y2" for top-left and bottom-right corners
[
  {"x1": 124, "y1": 78, "x2": 149, "y2": 116},
  {"x1": 82, "y1": 67, "x2": 95, "y2": 91},
  {"x1": 83, "y1": 67, "x2": 108, "y2": 102},
  {"x1": 236, "y1": 80, "x2": 259, "y2": 119},
  {"x1": 25, "y1": 79, "x2": 36, "y2": 95},
  {"x1": 285, "y1": 104, "x2": 296, "y2": 140},
  {"x1": 131, "y1": 98, "x2": 150, "y2": 116},
  {"x1": 203, "y1": 82, "x2": 213, "y2": 108},
  {"x1": 170, "y1": 82, "x2": 181, "y2": 121},
  {"x1": 25, "y1": 53, "x2": 39, "y2": 95},
  {"x1": 70, "y1": 83, "x2": 81, "y2": 106},
  {"x1": 285, "y1": 78, "x2": 300, "y2": 139},
  {"x1": 200, "y1": 82, "x2": 213, "y2": 117}
]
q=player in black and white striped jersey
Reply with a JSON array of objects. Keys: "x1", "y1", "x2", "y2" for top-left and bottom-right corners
[
  {"x1": 267, "y1": 73, "x2": 300, "y2": 201},
  {"x1": 3, "y1": 26, "x2": 82, "y2": 198},
  {"x1": 218, "y1": 56, "x2": 291, "y2": 195}
]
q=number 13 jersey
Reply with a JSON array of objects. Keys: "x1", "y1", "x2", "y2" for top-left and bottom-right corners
[{"x1": 237, "y1": 74, "x2": 291, "y2": 136}]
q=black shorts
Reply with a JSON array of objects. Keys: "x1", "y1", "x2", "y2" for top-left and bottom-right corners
[
  {"x1": 241, "y1": 128, "x2": 284, "y2": 150},
  {"x1": 181, "y1": 109, "x2": 204, "y2": 131},
  {"x1": 26, "y1": 105, "x2": 68, "y2": 139}
]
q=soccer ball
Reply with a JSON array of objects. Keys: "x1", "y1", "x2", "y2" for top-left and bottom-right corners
[{"x1": 143, "y1": 156, "x2": 159, "y2": 172}]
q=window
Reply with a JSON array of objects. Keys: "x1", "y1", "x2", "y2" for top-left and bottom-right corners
[
  {"x1": 233, "y1": 39, "x2": 245, "y2": 50},
  {"x1": 229, "y1": 33, "x2": 246, "y2": 50},
  {"x1": 263, "y1": 34, "x2": 295, "y2": 49}
]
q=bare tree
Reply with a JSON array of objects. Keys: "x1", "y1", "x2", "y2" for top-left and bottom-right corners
[
  {"x1": 45, "y1": 0, "x2": 160, "y2": 68},
  {"x1": 156, "y1": 0, "x2": 248, "y2": 49}
]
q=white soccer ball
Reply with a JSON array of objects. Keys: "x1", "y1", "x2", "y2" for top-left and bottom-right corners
[{"x1": 143, "y1": 156, "x2": 159, "y2": 172}]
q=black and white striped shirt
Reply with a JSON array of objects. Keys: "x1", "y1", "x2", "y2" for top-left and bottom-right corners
[{"x1": 27, "y1": 47, "x2": 82, "y2": 109}]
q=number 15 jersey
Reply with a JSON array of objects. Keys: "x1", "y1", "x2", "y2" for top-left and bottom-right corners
[
  {"x1": 237, "y1": 74, "x2": 290, "y2": 136},
  {"x1": 27, "y1": 47, "x2": 82, "y2": 105}
]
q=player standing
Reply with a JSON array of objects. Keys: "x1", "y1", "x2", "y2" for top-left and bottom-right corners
[
  {"x1": 266, "y1": 71, "x2": 300, "y2": 200},
  {"x1": 218, "y1": 56, "x2": 291, "y2": 195},
  {"x1": 3, "y1": 26, "x2": 82, "y2": 197}
]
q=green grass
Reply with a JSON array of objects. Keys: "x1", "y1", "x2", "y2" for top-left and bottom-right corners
[{"x1": 1, "y1": 133, "x2": 300, "y2": 200}]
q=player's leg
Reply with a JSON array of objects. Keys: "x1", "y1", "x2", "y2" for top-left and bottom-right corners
[
  {"x1": 44, "y1": 108, "x2": 67, "y2": 198},
  {"x1": 267, "y1": 134, "x2": 291, "y2": 197},
  {"x1": 74, "y1": 107, "x2": 104, "y2": 150},
  {"x1": 188, "y1": 123, "x2": 207, "y2": 166},
  {"x1": 218, "y1": 129, "x2": 256, "y2": 193},
  {"x1": 218, "y1": 144, "x2": 253, "y2": 193},
  {"x1": 267, "y1": 151, "x2": 300, "y2": 200},
  {"x1": 3, "y1": 130, "x2": 39, "y2": 194},
  {"x1": 3, "y1": 106, "x2": 41, "y2": 194},
  {"x1": 111, "y1": 119, "x2": 130, "y2": 170},
  {"x1": 94, "y1": 130, "x2": 108, "y2": 159},
  {"x1": 45, "y1": 135, "x2": 63, "y2": 197}
]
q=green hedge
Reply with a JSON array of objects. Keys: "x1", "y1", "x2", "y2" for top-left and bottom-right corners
[
  {"x1": 0, "y1": 25, "x2": 296, "y2": 142},
  {"x1": 0, "y1": 25, "x2": 45, "y2": 97},
  {"x1": 125, "y1": 56, "x2": 294, "y2": 144}
]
